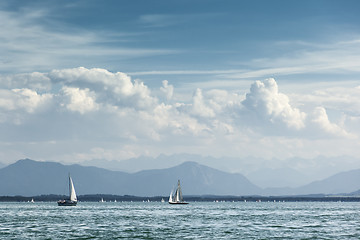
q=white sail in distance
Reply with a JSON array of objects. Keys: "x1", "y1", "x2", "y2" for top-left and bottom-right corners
[
  {"x1": 175, "y1": 180, "x2": 183, "y2": 202},
  {"x1": 69, "y1": 175, "x2": 77, "y2": 202},
  {"x1": 168, "y1": 180, "x2": 188, "y2": 204},
  {"x1": 175, "y1": 188, "x2": 180, "y2": 202},
  {"x1": 169, "y1": 190, "x2": 173, "y2": 202}
]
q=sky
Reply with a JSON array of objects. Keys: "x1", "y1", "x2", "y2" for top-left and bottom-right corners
[{"x1": 1, "y1": 0, "x2": 360, "y2": 175}]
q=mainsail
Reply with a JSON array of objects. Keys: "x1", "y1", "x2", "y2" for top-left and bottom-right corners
[
  {"x1": 174, "y1": 180, "x2": 183, "y2": 202},
  {"x1": 69, "y1": 175, "x2": 77, "y2": 202}
]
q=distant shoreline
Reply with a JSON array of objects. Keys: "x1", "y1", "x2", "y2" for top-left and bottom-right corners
[{"x1": 1, "y1": 194, "x2": 360, "y2": 202}]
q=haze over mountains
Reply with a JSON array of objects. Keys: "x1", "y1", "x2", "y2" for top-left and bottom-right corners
[
  {"x1": 1, "y1": 159, "x2": 360, "y2": 197},
  {"x1": 0, "y1": 159, "x2": 260, "y2": 196},
  {"x1": 81, "y1": 154, "x2": 360, "y2": 188}
]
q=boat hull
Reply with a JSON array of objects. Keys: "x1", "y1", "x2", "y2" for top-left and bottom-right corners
[
  {"x1": 57, "y1": 200, "x2": 77, "y2": 206},
  {"x1": 169, "y1": 202, "x2": 189, "y2": 204}
]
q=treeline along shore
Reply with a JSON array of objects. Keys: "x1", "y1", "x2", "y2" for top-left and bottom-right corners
[{"x1": 1, "y1": 194, "x2": 360, "y2": 202}]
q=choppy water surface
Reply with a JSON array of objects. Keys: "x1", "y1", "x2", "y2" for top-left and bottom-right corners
[{"x1": 1, "y1": 201, "x2": 360, "y2": 239}]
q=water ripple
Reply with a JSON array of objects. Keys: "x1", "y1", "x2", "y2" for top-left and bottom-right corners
[{"x1": 1, "y1": 202, "x2": 360, "y2": 239}]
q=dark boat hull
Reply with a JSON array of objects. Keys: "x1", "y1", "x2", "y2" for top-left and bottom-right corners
[
  {"x1": 57, "y1": 200, "x2": 77, "y2": 206},
  {"x1": 169, "y1": 202, "x2": 189, "y2": 204}
]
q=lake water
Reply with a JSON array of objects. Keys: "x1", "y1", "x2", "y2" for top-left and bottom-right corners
[{"x1": 1, "y1": 201, "x2": 360, "y2": 239}]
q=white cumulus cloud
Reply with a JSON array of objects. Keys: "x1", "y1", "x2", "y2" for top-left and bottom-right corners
[
  {"x1": 0, "y1": 88, "x2": 52, "y2": 113},
  {"x1": 1, "y1": 67, "x2": 360, "y2": 165},
  {"x1": 311, "y1": 107, "x2": 354, "y2": 138},
  {"x1": 49, "y1": 67, "x2": 157, "y2": 110},
  {"x1": 160, "y1": 80, "x2": 174, "y2": 100},
  {"x1": 190, "y1": 88, "x2": 216, "y2": 118},
  {"x1": 0, "y1": 88, "x2": 52, "y2": 124},
  {"x1": 242, "y1": 78, "x2": 306, "y2": 130},
  {"x1": 61, "y1": 86, "x2": 99, "y2": 114}
]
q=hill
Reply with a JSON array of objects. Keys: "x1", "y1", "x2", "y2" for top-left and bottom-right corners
[
  {"x1": 0, "y1": 159, "x2": 261, "y2": 196},
  {"x1": 294, "y1": 168, "x2": 360, "y2": 195},
  {"x1": 2, "y1": 159, "x2": 360, "y2": 196},
  {"x1": 261, "y1": 168, "x2": 360, "y2": 196}
]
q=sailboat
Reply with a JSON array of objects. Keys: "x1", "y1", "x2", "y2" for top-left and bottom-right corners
[
  {"x1": 57, "y1": 174, "x2": 77, "y2": 206},
  {"x1": 169, "y1": 180, "x2": 189, "y2": 204}
]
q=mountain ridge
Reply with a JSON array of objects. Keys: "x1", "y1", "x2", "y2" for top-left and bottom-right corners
[
  {"x1": 0, "y1": 159, "x2": 261, "y2": 196},
  {"x1": 1, "y1": 159, "x2": 360, "y2": 197},
  {"x1": 79, "y1": 154, "x2": 360, "y2": 188}
]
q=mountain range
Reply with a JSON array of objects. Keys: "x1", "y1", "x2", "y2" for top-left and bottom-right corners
[
  {"x1": 80, "y1": 153, "x2": 360, "y2": 188},
  {"x1": 0, "y1": 159, "x2": 260, "y2": 196},
  {"x1": 1, "y1": 159, "x2": 360, "y2": 197}
]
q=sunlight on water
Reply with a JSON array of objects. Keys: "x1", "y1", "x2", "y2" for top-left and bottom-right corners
[{"x1": 1, "y1": 201, "x2": 360, "y2": 239}]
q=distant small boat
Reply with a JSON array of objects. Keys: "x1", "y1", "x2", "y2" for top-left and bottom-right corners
[
  {"x1": 169, "y1": 180, "x2": 188, "y2": 204},
  {"x1": 161, "y1": 198, "x2": 165, "y2": 203},
  {"x1": 100, "y1": 198, "x2": 105, "y2": 203},
  {"x1": 30, "y1": 198, "x2": 34, "y2": 203},
  {"x1": 57, "y1": 174, "x2": 77, "y2": 206}
]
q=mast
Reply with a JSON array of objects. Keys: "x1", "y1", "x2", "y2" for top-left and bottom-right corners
[{"x1": 68, "y1": 174, "x2": 71, "y2": 199}]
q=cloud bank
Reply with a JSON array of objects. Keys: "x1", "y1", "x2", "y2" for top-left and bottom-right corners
[{"x1": 0, "y1": 67, "x2": 359, "y2": 164}]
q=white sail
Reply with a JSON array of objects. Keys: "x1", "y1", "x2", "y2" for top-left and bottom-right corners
[
  {"x1": 69, "y1": 176, "x2": 77, "y2": 202},
  {"x1": 175, "y1": 180, "x2": 183, "y2": 202},
  {"x1": 175, "y1": 188, "x2": 180, "y2": 202},
  {"x1": 58, "y1": 174, "x2": 77, "y2": 206},
  {"x1": 169, "y1": 190, "x2": 173, "y2": 202},
  {"x1": 168, "y1": 180, "x2": 188, "y2": 204},
  {"x1": 169, "y1": 180, "x2": 187, "y2": 204}
]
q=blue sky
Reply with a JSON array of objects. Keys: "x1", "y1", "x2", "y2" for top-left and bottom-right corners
[
  {"x1": 2, "y1": 0, "x2": 360, "y2": 84},
  {"x1": 1, "y1": 0, "x2": 360, "y2": 178}
]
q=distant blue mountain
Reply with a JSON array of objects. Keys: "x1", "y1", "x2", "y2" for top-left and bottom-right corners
[
  {"x1": 262, "y1": 168, "x2": 360, "y2": 196},
  {"x1": 0, "y1": 159, "x2": 261, "y2": 196},
  {"x1": 2, "y1": 159, "x2": 360, "y2": 197},
  {"x1": 81, "y1": 154, "x2": 360, "y2": 189},
  {"x1": 294, "y1": 169, "x2": 360, "y2": 195}
]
